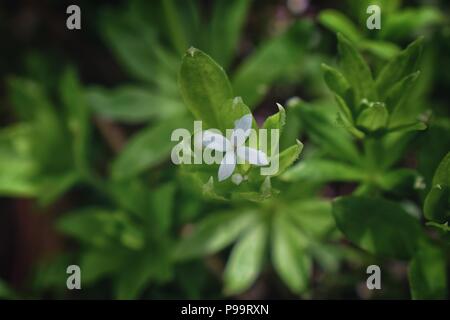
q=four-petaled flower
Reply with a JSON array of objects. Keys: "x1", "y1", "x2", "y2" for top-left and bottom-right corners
[{"x1": 202, "y1": 114, "x2": 269, "y2": 182}]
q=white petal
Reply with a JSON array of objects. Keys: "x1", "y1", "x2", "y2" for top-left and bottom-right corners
[
  {"x1": 236, "y1": 146, "x2": 269, "y2": 166},
  {"x1": 232, "y1": 114, "x2": 253, "y2": 143},
  {"x1": 202, "y1": 130, "x2": 230, "y2": 152},
  {"x1": 230, "y1": 128, "x2": 249, "y2": 147},
  {"x1": 234, "y1": 114, "x2": 253, "y2": 132},
  {"x1": 218, "y1": 151, "x2": 236, "y2": 181}
]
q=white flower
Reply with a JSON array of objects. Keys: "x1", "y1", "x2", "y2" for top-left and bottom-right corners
[{"x1": 202, "y1": 114, "x2": 269, "y2": 182}]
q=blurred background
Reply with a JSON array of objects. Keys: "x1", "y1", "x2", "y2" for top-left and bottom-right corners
[{"x1": 0, "y1": 0, "x2": 449, "y2": 299}]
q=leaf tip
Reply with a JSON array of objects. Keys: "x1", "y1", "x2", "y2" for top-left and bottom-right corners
[
  {"x1": 186, "y1": 46, "x2": 199, "y2": 57},
  {"x1": 276, "y1": 103, "x2": 285, "y2": 112},
  {"x1": 296, "y1": 139, "x2": 304, "y2": 153}
]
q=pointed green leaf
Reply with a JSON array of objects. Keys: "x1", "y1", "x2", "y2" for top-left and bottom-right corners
[
  {"x1": 356, "y1": 104, "x2": 389, "y2": 131},
  {"x1": 112, "y1": 117, "x2": 191, "y2": 180},
  {"x1": 261, "y1": 103, "x2": 286, "y2": 156},
  {"x1": 376, "y1": 38, "x2": 423, "y2": 98},
  {"x1": 408, "y1": 240, "x2": 447, "y2": 299},
  {"x1": 87, "y1": 86, "x2": 184, "y2": 123},
  {"x1": 337, "y1": 33, "x2": 377, "y2": 104},
  {"x1": 287, "y1": 200, "x2": 334, "y2": 237},
  {"x1": 272, "y1": 214, "x2": 312, "y2": 295},
  {"x1": 175, "y1": 210, "x2": 257, "y2": 260},
  {"x1": 60, "y1": 67, "x2": 90, "y2": 176},
  {"x1": 359, "y1": 40, "x2": 400, "y2": 60},
  {"x1": 220, "y1": 97, "x2": 254, "y2": 131},
  {"x1": 321, "y1": 64, "x2": 354, "y2": 111},
  {"x1": 385, "y1": 71, "x2": 420, "y2": 113},
  {"x1": 282, "y1": 159, "x2": 366, "y2": 183},
  {"x1": 424, "y1": 152, "x2": 450, "y2": 223},
  {"x1": 332, "y1": 196, "x2": 424, "y2": 259},
  {"x1": 270, "y1": 140, "x2": 303, "y2": 177},
  {"x1": 150, "y1": 182, "x2": 176, "y2": 233},
  {"x1": 114, "y1": 246, "x2": 172, "y2": 299},
  {"x1": 179, "y1": 48, "x2": 233, "y2": 129},
  {"x1": 224, "y1": 220, "x2": 268, "y2": 295},
  {"x1": 377, "y1": 169, "x2": 418, "y2": 194},
  {"x1": 263, "y1": 103, "x2": 286, "y2": 132},
  {"x1": 334, "y1": 93, "x2": 354, "y2": 124},
  {"x1": 388, "y1": 121, "x2": 427, "y2": 134},
  {"x1": 232, "y1": 21, "x2": 313, "y2": 107},
  {"x1": 319, "y1": 10, "x2": 361, "y2": 42},
  {"x1": 209, "y1": 0, "x2": 251, "y2": 68},
  {"x1": 294, "y1": 100, "x2": 361, "y2": 164}
]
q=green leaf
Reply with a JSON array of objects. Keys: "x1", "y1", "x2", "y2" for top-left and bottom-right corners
[
  {"x1": 224, "y1": 220, "x2": 268, "y2": 295},
  {"x1": 150, "y1": 182, "x2": 176, "y2": 233},
  {"x1": 271, "y1": 140, "x2": 303, "y2": 177},
  {"x1": 60, "y1": 67, "x2": 90, "y2": 175},
  {"x1": 336, "y1": 110, "x2": 365, "y2": 139},
  {"x1": 179, "y1": 48, "x2": 233, "y2": 129},
  {"x1": 232, "y1": 21, "x2": 313, "y2": 107},
  {"x1": 38, "y1": 172, "x2": 80, "y2": 206},
  {"x1": 109, "y1": 179, "x2": 151, "y2": 217},
  {"x1": 282, "y1": 159, "x2": 366, "y2": 183},
  {"x1": 0, "y1": 125, "x2": 38, "y2": 196},
  {"x1": 337, "y1": 33, "x2": 377, "y2": 104},
  {"x1": 418, "y1": 119, "x2": 450, "y2": 184},
  {"x1": 385, "y1": 72, "x2": 420, "y2": 113},
  {"x1": 8, "y1": 78, "x2": 73, "y2": 171},
  {"x1": 376, "y1": 38, "x2": 423, "y2": 98},
  {"x1": 321, "y1": 64, "x2": 352, "y2": 107},
  {"x1": 272, "y1": 214, "x2": 311, "y2": 295},
  {"x1": 101, "y1": 7, "x2": 178, "y2": 85},
  {"x1": 334, "y1": 93, "x2": 354, "y2": 124},
  {"x1": 174, "y1": 210, "x2": 257, "y2": 260},
  {"x1": 87, "y1": 86, "x2": 184, "y2": 123},
  {"x1": 332, "y1": 196, "x2": 424, "y2": 259},
  {"x1": 294, "y1": 101, "x2": 361, "y2": 164},
  {"x1": 287, "y1": 200, "x2": 334, "y2": 237},
  {"x1": 381, "y1": 7, "x2": 443, "y2": 41},
  {"x1": 386, "y1": 121, "x2": 427, "y2": 134},
  {"x1": 7, "y1": 77, "x2": 53, "y2": 120},
  {"x1": 376, "y1": 169, "x2": 418, "y2": 194},
  {"x1": 261, "y1": 103, "x2": 286, "y2": 156},
  {"x1": 263, "y1": 103, "x2": 286, "y2": 132},
  {"x1": 408, "y1": 240, "x2": 447, "y2": 299},
  {"x1": 57, "y1": 208, "x2": 144, "y2": 249},
  {"x1": 161, "y1": 0, "x2": 189, "y2": 55},
  {"x1": 426, "y1": 222, "x2": 450, "y2": 233},
  {"x1": 81, "y1": 249, "x2": 128, "y2": 285},
  {"x1": 318, "y1": 10, "x2": 361, "y2": 43},
  {"x1": 424, "y1": 152, "x2": 450, "y2": 223},
  {"x1": 112, "y1": 117, "x2": 191, "y2": 180},
  {"x1": 114, "y1": 246, "x2": 172, "y2": 299},
  {"x1": 359, "y1": 40, "x2": 400, "y2": 60},
  {"x1": 219, "y1": 96, "x2": 254, "y2": 131},
  {"x1": 356, "y1": 104, "x2": 389, "y2": 131},
  {"x1": 209, "y1": 0, "x2": 251, "y2": 69}
]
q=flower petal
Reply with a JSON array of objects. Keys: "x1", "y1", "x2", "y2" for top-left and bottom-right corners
[
  {"x1": 236, "y1": 146, "x2": 269, "y2": 166},
  {"x1": 234, "y1": 114, "x2": 253, "y2": 132},
  {"x1": 202, "y1": 130, "x2": 230, "y2": 152},
  {"x1": 218, "y1": 151, "x2": 236, "y2": 181},
  {"x1": 231, "y1": 114, "x2": 253, "y2": 144}
]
